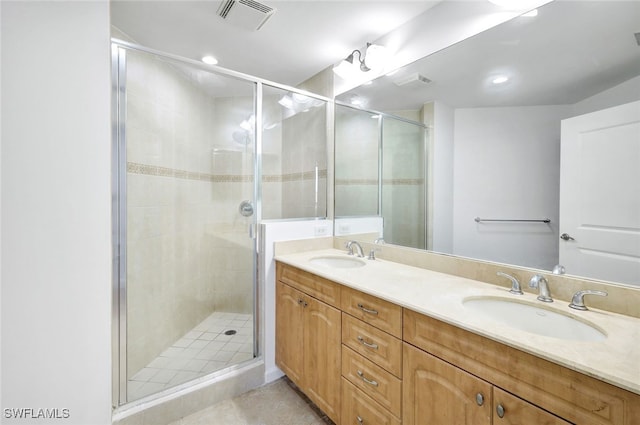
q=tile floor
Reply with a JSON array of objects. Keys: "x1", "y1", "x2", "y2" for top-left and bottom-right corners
[
  {"x1": 128, "y1": 312, "x2": 254, "y2": 401},
  {"x1": 168, "y1": 377, "x2": 335, "y2": 425}
]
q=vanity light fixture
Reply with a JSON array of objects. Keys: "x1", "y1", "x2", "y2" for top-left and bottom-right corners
[
  {"x1": 201, "y1": 55, "x2": 218, "y2": 65},
  {"x1": 333, "y1": 43, "x2": 388, "y2": 79}
]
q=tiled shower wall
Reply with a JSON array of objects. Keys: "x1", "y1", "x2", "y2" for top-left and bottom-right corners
[{"x1": 125, "y1": 50, "x2": 256, "y2": 378}]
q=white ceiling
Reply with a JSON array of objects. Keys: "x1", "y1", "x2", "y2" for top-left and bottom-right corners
[
  {"x1": 338, "y1": 1, "x2": 640, "y2": 110},
  {"x1": 110, "y1": 0, "x2": 440, "y2": 87}
]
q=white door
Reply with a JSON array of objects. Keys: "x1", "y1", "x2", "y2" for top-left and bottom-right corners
[{"x1": 559, "y1": 101, "x2": 640, "y2": 285}]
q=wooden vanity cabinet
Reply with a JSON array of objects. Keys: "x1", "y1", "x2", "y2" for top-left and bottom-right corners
[
  {"x1": 276, "y1": 262, "x2": 640, "y2": 425},
  {"x1": 403, "y1": 343, "x2": 570, "y2": 425},
  {"x1": 275, "y1": 265, "x2": 342, "y2": 424},
  {"x1": 403, "y1": 308, "x2": 640, "y2": 425}
]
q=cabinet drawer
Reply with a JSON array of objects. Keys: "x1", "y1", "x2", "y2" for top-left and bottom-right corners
[
  {"x1": 342, "y1": 313, "x2": 402, "y2": 378},
  {"x1": 342, "y1": 378, "x2": 401, "y2": 425},
  {"x1": 341, "y1": 286, "x2": 402, "y2": 337},
  {"x1": 342, "y1": 345, "x2": 402, "y2": 418},
  {"x1": 276, "y1": 262, "x2": 340, "y2": 308}
]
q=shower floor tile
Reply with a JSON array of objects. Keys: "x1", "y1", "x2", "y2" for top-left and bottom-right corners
[{"x1": 128, "y1": 312, "x2": 254, "y2": 401}]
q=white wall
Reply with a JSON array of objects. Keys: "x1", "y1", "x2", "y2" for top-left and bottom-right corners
[
  {"x1": 572, "y1": 75, "x2": 640, "y2": 117},
  {"x1": 452, "y1": 105, "x2": 570, "y2": 270},
  {"x1": 430, "y1": 101, "x2": 455, "y2": 253},
  {"x1": 1, "y1": 2, "x2": 112, "y2": 424}
]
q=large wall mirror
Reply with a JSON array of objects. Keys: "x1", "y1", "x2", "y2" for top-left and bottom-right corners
[{"x1": 335, "y1": 0, "x2": 640, "y2": 286}]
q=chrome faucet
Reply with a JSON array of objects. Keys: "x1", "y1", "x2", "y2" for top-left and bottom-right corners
[
  {"x1": 346, "y1": 240, "x2": 365, "y2": 258},
  {"x1": 569, "y1": 290, "x2": 608, "y2": 311},
  {"x1": 497, "y1": 272, "x2": 523, "y2": 295},
  {"x1": 529, "y1": 274, "x2": 553, "y2": 302}
]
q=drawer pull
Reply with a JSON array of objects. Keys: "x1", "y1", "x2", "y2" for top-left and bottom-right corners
[
  {"x1": 496, "y1": 403, "x2": 505, "y2": 418},
  {"x1": 357, "y1": 303, "x2": 378, "y2": 315},
  {"x1": 357, "y1": 335, "x2": 379, "y2": 350},
  {"x1": 357, "y1": 415, "x2": 363, "y2": 424},
  {"x1": 357, "y1": 370, "x2": 379, "y2": 387}
]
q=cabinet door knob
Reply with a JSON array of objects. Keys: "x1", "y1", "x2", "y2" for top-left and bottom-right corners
[
  {"x1": 496, "y1": 404, "x2": 505, "y2": 418},
  {"x1": 475, "y1": 393, "x2": 484, "y2": 406}
]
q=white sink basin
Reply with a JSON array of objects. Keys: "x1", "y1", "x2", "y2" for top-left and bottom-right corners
[
  {"x1": 462, "y1": 297, "x2": 607, "y2": 341},
  {"x1": 309, "y1": 255, "x2": 366, "y2": 269}
]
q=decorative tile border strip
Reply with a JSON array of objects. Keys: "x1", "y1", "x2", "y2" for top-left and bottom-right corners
[
  {"x1": 263, "y1": 169, "x2": 327, "y2": 183},
  {"x1": 128, "y1": 162, "x2": 327, "y2": 183},
  {"x1": 336, "y1": 178, "x2": 425, "y2": 186}
]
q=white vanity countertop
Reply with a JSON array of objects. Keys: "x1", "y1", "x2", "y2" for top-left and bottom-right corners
[{"x1": 275, "y1": 248, "x2": 640, "y2": 395}]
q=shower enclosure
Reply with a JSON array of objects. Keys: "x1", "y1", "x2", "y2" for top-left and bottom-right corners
[{"x1": 112, "y1": 41, "x2": 329, "y2": 406}]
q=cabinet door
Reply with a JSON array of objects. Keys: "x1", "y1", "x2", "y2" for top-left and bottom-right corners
[
  {"x1": 275, "y1": 281, "x2": 304, "y2": 386},
  {"x1": 304, "y1": 296, "x2": 342, "y2": 424},
  {"x1": 403, "y1": 343, "x2": 492, "y2": 425},
  {"x1": 493, "y1": 387, "x2": 572, "y2": 425}
]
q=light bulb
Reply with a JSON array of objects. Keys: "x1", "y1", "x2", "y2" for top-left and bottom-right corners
[
  {"x1": 201, "y1": 55, "x2": 218, "y2": 65},
  {"x1": 364, "y1": 44, "x2": 388, "y2": 71}
]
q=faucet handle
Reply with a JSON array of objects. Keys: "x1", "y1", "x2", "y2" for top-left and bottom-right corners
[
  {"x1": 569, "y1": 290, "x2": 608, "y2": 311},
  {"x1": 497, "y1": 272, "x2": 523, "y2": 295}
]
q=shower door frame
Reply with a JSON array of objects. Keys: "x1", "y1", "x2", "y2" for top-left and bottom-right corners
[{"x1": 111, "y1": 39, "x2": 332, "y2": 407}]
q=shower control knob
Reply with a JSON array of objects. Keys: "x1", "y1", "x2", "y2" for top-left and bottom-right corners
[{"x1": 239, "y1": 200, "x2": 254, "y2": 217}]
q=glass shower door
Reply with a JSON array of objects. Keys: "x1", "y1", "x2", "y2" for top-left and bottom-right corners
[
  {"x1": 381, "y1": 116, "x2": 428, "y2": 249},
  {"x1": 116, "y1": 47, "x2": 257, "y2": 403}
]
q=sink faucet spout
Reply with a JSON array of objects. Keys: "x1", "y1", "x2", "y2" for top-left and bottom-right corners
[
  {"x1": 346, "y1": 240, "x2": 365, "y2": 258},
  {"x1": 529, "y1": 274, "x2": 553, "y2": 302}
]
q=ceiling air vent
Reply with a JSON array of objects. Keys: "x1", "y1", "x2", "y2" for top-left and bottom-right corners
[
  {"x1": 393, "y1": 73, "x2": 432, "y2": 87},
  {"x1": 217, "y1": 0, "x2": 276, "y2": 31}
]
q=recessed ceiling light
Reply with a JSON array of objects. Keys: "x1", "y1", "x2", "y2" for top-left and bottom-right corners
[
  {"x1": 201, "y1": 55, "x2": 218, "y2": 65},
  {"x1": 492, "y1": 75, "x2": 509, "y2": 84}
]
